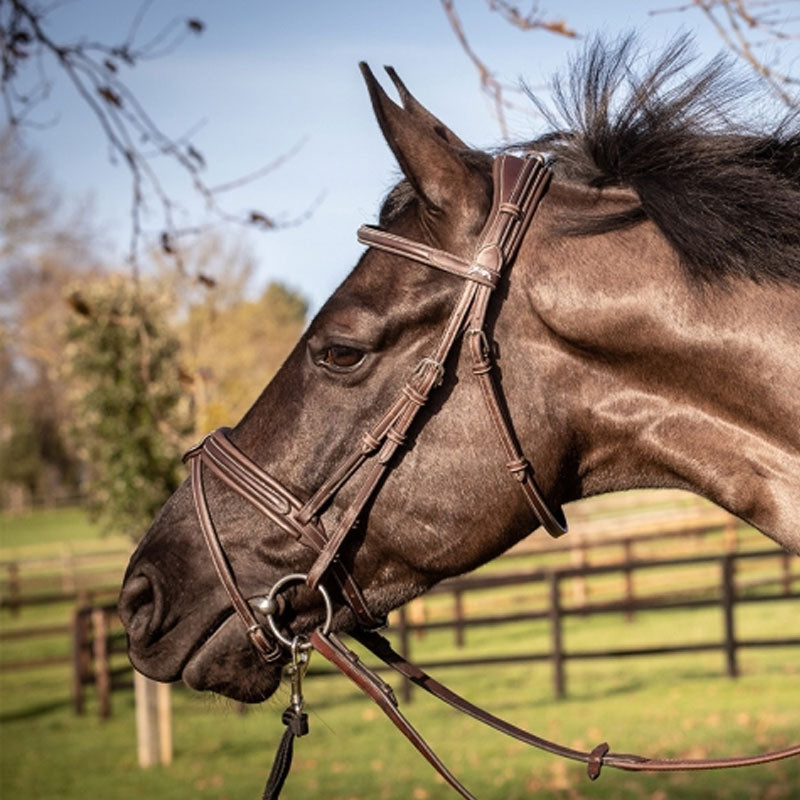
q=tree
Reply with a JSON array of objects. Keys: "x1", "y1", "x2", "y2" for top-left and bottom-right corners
[
  {"x1": 153, "y1": 234, "x2": 308, "y2": 435},
  {"x1": 0, "y1": 130, "x2": 98, "y2": 509},
  {"x1": 440, "y1": 0, "x2": 577, "y2": 138},
  {"x1": 442, "y1": 0, "x2": 798, "y2": 137},
  {"x1": 0, "y1": 1, "x2": 301, "y2": 269},
  {"x1": 654, "y1": 0, "x2": 799, "y2": 108},
  {"x1": 0, "y1": 339, "x2": 81, "y2": 508},
  {"x1": 66, "y1": 275, "x2": 193, "y2": 539},
  {"x1": 182, "y1": 280, "x2": 307, "y2": 434}
]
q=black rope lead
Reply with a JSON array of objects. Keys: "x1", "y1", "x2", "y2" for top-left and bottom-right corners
[
  {"x1": 262, "y1": 635, "x2": 312, "y2": 800},
  {"x1": 262, "y1": 706, "x2": 309, "y2": 800}
]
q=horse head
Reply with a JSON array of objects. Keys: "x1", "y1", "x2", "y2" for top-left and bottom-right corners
[
  {"x1": 119, "y1": 64, "x2": 571, "y2": 702},
  {"x1": 119, "y1": 43, "x2": 800, "y2": 705}
]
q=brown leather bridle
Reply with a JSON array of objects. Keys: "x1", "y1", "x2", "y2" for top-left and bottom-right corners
[
  {"x1": 183, "y1": 153, "x2": 565, "y2": 651},
  {"x1": 182, "y1": 152, "x2": 799, "y2": 798}
]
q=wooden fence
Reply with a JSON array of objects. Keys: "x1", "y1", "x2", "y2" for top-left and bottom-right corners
[
  {"x1": 0, "y1": 517, "x2": 747, "y2": 619},
  {"x1": 0, "y1": 547, "x2": 129, "y2": 615},
  {"x1": 0, "y1": 597, "x2": 128, "y2": 718},
  {"x1": 1, "y1": 522, "x2": 797, "y2": 714},
  {"x1": 392, "y1": 547, "x2": 799, "y2": 701},
  {"x1": 71, "y1": 600, "x2": 130, "y2": 718}
]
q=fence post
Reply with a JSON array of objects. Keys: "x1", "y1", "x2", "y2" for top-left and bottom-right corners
[
  {"x1": 781, "y1": 551, "x2": 793, "y2": 596},
  {"x1": 548, "y1": 571, "x2": 565, "y2": 699},
  {"x1": 8, "y1": 562, "x2": 20, "y2": 617},
  {"x1": 571, "y1": 540, "x2": 588, "y2": 609},
  {"x1": 724, "y1": 518, "x2": 739, "y2": 552},
  {"x1": 721, "y1": 554, "x2": 739, "y2": 678},
  {"x1": 454, "y1": 589, "x2": 465, "y2": 648},
  {"x1": 397, "y1": 606, "x2": 413, "y2": 702},
  {"x1": 623, "y1": 539, "x2": 635, "y2": 622},
  {"x1": 134, "y1": 671, "x2": 173, "y2": 767},
  {"x1": 71, "y1": 595, "x2": 92, "y2": 714},
  {"x1": 91, "y1": 607, "x2": 111, "y2": 719},
  {"x1": 157, "y1": 682, "x2": 173, "y2": 765}
]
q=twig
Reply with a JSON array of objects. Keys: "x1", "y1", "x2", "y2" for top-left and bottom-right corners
[
  {"x1": 441, "y1": 0, "x2": 579, "y2": 139},
  {"x1": 651, "y1": 0, "x2": 799, "y2": 106},
  {"x1": 1, "y1": 0, "x2": 305, "y2": 273}
]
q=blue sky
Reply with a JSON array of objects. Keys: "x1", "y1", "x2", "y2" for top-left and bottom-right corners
[{"x1": 12, "y1": 0, "x2": 776, "y2": 311}]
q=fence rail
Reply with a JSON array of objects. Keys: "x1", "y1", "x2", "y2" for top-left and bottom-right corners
[
  {"x1": 392, "y1": 548, "x2": 799, "y2": 701},
  {"x1": 1, "y1": 547, "x2": 129, "y2": 615},
  {"x1": 2, "y1": 519, "x2": 797, "y2": 714}
]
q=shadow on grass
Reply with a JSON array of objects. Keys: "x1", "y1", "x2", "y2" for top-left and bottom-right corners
[{"x1": 0, "y1": 696, "x2": 76, "y2": 722}]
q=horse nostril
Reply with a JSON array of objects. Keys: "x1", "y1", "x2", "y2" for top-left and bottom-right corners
[{"x1": 118, "y1": 573, "x2": 161, "y2": 643}]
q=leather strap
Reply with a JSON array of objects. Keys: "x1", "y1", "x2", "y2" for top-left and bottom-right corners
[
  {"x1": 310, "y1": 630, "x2": 478, "y2": 800},
  {"x1": 184, "y1": 431, "x2": 382, "y2": 631},
  {"x1": 309, "y1": 628, "x2": 800, "y2": 792},
  {"x1": 181, "y1": 154, "x2": 567, "y2": 655},
  {"x1": 356, "y1": 227, "x2": 497, "y2": 288},
  {"x1": 188, "y1": 455, "x2": 282, "y2": 661},
  {"x1": 343, "y1": 153, "x2": 567, "y2": 547}
]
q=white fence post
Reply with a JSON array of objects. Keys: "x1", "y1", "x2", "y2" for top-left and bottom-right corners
[{"x1": 134, "y1": 670, "x2": 172, "y2": 767}]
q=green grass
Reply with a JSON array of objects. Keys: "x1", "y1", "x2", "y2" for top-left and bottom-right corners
[
  {"x1": 1, "y1": 505, "x2": 798, "y2": 799},
  {"x1": 1, "y1": 506, "x2": 127, "y2": 553},
  {"x1": 1, "y1": 645, "x2": 798, "y2": 800}
]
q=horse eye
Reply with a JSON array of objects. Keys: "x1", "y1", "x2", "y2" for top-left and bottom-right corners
[{"x1": 319, "y1": 345, "x2": 365, "y2": 370}]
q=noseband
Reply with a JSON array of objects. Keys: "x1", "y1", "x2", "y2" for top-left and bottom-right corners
[
  {"x1": 181, "y1": 152, "x2": 799, "y2": 797},
  {"x1": 183, "y1": 152, "x2": 566, "y2": 655}
]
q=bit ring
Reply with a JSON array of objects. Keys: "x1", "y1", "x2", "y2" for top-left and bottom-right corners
[{"x1": 264, "y1": 573, "x2": 333, "y2": 649}]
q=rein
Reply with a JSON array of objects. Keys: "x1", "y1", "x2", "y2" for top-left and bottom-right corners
[
  {"x1": 312, "y1": 626, "x2": 800, "y2": 798},
  {"x1": 181, "y1": 152, "x2": 799, "y2": 797}
]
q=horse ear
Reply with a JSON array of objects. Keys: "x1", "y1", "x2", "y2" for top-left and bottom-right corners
[
  {"x1": 359, "y1": 62, "x2": 485, "y2": 222},
  {"x1": 383, "y1": 66, "x2": 468, "y2": 150}
]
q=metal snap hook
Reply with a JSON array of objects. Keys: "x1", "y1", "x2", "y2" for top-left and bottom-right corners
[{"x1": 264, "y1": 573, "x2": 333, "y2": 650}]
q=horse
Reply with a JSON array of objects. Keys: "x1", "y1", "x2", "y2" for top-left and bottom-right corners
[{"x1": 118, "y1": 36, "x2": 800, "y2": 792}]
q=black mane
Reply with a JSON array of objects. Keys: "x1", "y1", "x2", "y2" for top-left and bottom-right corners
[{"x1": 522, "y1": 35, "x2": 800, "y2": 285}]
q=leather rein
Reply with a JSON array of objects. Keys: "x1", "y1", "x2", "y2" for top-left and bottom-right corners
[{"x1": 182, "y1": 153, "x2": 799, "y2": 798}]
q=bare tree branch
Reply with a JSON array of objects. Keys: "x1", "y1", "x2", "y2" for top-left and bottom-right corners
[
  {"x1": 652, "y1": 0, "x2": 799, "y2": 107},
  {"x1": 487, "y1": 0, "x2": 578, "y2": 38},
  {"x1": 0, "y1": 0, "x2": 304, "y2": 279},
  {"x1": 440, "y1": 0, "x2": 578, "y2": 139}
]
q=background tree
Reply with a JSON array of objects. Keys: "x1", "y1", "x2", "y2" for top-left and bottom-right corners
[
  {"x1": 0, "y1": 131, "x2": 308, "y2": 519},
  {"x1": 654, "y1": 0, "x2": 799, "y2": 107},
  {"x1": 153, "y1": 234, "x2": 308, "y2": 435},
  {"x1": 62, "y1": 258, "x2": 306, "y2": 539},
  {"x1": 0, "y1": 130, "x2": 99, "y2": 509},
  {"x1": 66, "y1": 275, "x2": 193, "y2": 539},
  {"x1": 443, "y1": 0, "x2": 798, "y2": 138},
  {"x1": 183, "y1": 281, "x2": 307, "y2": 433}
]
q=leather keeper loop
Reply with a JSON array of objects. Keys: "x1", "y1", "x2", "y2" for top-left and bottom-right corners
[
  {"x1": 506, "y1": 458, "x2": 529, "y2": 481},
  {"x1": 472, "y1": 360, "x2": 492, "y2": 376},
  {"x1": 386, "y1": 428, "x2": 407, "y2": 447},
  {"x1": 402, "y1": 384, "x2": 428, "y2": 407},
  {"x1": 499, "y1": 201, "x2": 522, "y2": 219},
  {"x1": 362, "y1": 431, "x2": 381, "y2": 452},
  {"x1": 587, "y1": 742, "x2": 610, "y2": 780},
  {"x1": 247, "y1": 625, "x2": 282, "y2": 662}
]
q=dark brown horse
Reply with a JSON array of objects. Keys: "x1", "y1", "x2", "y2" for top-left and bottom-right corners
[{"x1": 119, "y1": 37, "x2": 799, "y2": 719}]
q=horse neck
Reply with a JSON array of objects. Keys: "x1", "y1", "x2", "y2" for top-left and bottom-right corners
[{"x1": 517, "y1": 182, "x2": 800, "y2": 554}]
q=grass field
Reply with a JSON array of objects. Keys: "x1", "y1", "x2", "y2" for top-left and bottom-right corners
[{"x1": 1, "y1": 505, "x2": 799, "y2": 800}]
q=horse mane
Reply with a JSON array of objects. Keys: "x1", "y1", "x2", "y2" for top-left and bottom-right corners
[{"x1": 520, "y1": 35, "x2": 800, "y2": 285}]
